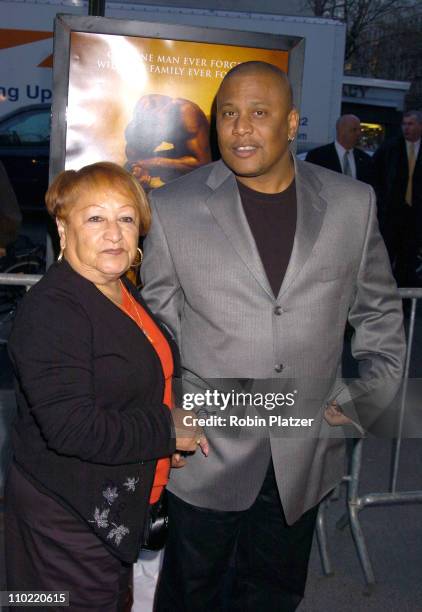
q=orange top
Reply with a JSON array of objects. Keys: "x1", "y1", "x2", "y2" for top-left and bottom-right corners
[{"x1": 120, "y1": 283, "x2": 173, "y2": 504}]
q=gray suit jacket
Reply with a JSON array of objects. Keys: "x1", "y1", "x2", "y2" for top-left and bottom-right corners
[{"x1": 141, "y1": 158, "x2": 405, "y2": 524}]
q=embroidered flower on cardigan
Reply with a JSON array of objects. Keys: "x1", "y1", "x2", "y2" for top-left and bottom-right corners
[
  {"x1": 123, "y1": 477, "x2": 139, "y2": 492},
  {"x1": 103, "y1": 486, "x2": 119, "y2": 506},
  {"x1": 89, "y1": 507, "x2": 110, "y2": 529},
  {"x1": 107, "y1": 523, "x2": 130, "y2": 546}
]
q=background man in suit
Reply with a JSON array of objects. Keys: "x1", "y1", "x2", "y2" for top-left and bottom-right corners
[
  {"x1": 0, "y1": 160, "x2": 21, "y2": 257},
  {"x1": 142, "y1": 62, "x2": 404, "y2": 611},
  {"x1": 305, "y1": 114, "x2": 373, "y2": 184},
  {"x1": 373, "y1": 110, "x2": 422, "y2": 287}
]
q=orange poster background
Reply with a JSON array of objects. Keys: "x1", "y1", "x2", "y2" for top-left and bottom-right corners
[{"x1": 66, "y1": 32, "x2": 288, "y2": 171}]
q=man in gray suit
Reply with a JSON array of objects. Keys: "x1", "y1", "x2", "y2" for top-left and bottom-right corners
[{"x1": 142, "y1": 62, "x2": 405, "y2": 611}]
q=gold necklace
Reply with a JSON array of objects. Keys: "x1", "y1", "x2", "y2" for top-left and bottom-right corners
[
  {"x1": 97, "y1": 281, "x2": 153, "y2": 343},
  {"x1": 119, "y1": 282, "x2": 154, "y2": 344}
]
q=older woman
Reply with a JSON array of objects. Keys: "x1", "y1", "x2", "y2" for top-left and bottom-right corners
[{"x1": 5, "y1": 162, "x2": 203, "y2": 611}]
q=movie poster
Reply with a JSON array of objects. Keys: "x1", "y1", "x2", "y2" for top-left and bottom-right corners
[{"x1": 66, "y1": 32, "x2": 289, "y2": 190}]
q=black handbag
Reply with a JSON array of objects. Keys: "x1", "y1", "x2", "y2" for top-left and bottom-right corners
[{"x1": 142, "y1": 490, "x2": 169, "y2": 551}]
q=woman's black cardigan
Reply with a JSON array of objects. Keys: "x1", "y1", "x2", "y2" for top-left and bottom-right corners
[{"x1": 7, "y1": 260, "x2": 177, "y2": 563}]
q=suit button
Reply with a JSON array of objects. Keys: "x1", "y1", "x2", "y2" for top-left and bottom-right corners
[
  {"x1": 274, "y1": 364, "x2": 283, "y2": 373},
  {"x1": 274, "y1": 306, "x2": 283, "y2": 315}
]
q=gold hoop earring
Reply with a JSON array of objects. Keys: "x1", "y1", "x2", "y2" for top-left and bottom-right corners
[
  {"x1": 57, "y1": 247, "x2": 64, "y2": 262},
  {"x1": 131, "y1": 247, "x2": 143, "y2": 268}
]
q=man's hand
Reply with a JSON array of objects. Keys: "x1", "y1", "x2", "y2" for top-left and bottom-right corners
[
  {"x1": 171, "y1": 407, "x2": 209, "y2": 456},
  {"x1": 324, "y1": 400, "x2": 353, "y2": 426},
  {"x1": 130, "y1": 162, "x2": 152, "y2": 189}
]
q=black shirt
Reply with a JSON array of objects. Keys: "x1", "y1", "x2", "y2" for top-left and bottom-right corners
[{"x1": 237, "y1": 179, "x2": 297, "y2": 297}]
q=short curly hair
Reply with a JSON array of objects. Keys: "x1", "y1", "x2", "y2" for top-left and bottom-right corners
[{"x1": 45, "y1": 161, "x2": 151, "y2": 236}]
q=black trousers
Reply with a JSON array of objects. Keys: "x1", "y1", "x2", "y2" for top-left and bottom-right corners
[
  {"x1": 383, "y1": 203, "x2": 419, "y2": 287},
  {"x1": 155, "y1": 462, "x2": 318, "y2": 612}
]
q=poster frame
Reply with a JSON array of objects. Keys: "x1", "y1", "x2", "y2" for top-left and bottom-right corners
[{"x1": 50, "y1": 13, "x2": 305, "y2": 181}]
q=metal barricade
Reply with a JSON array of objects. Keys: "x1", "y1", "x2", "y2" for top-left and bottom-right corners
[
  {"x1": 317, "y1": 288, "x2": 422, "y2": 589},
  {"x1": 0, "y1": 273, "x2": 42, "y2": 291}
]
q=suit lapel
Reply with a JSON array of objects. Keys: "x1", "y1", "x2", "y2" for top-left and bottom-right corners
[
  {"x1": 277, "y1": 158, "x2": 327, "y2": 300},
  {"x1": 204, "y1": 161, "x2": 273, "y2": 298},
  {"x1": 416, "y1": 142, "x2": 422, "y2": 182},
  {"x1": 354, "y1": 149, "x2": 367, "y2": 181},
  {"x1": 417, "y1": 142, "x2": 422, "y2": 164},
  {"x1": 353, "y1": 149, "x2": 361, "y2": 177},
  {"x1": 330, "y1": 143, "x2": 343, "y2": 173},
  {"x1": 204, "y1": 159, "x2": 327, "y2": 302},
  {"x1": 400, "y1": 137, "x2": 408, "y2": 172}
]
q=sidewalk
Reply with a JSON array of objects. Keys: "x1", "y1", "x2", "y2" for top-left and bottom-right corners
[{"x1": 300, "y1": 438, "x2": 422, "y2": 611}]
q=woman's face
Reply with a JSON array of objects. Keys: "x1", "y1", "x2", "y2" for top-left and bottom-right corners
[{"x1": 57, "y1": 187, "x2": 140, "y2": 285}]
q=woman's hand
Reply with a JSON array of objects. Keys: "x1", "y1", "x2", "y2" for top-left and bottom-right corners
[
  {"x1": 171, "y1": 408, "x2": 209, "y2": 456},
  {"x1": 171, "y1": 452, "x2": 186, "y2": 468}
]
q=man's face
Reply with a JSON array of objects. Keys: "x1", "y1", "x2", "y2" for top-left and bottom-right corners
[
  {"x1": 338, "y1": 117, "x2": 361, "y2": 150},
  {"x1": 216, "y1": 71, "x2": 298, "y2": 190},
  {"x1": 402, "y1": 115, "x2": 422, "y2": 142}
]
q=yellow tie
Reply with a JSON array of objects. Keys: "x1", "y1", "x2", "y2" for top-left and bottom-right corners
[{"x1": 405, "y1": 142, "x2": 416, "y2": 206}]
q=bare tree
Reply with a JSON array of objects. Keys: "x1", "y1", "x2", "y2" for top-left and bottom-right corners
[
  {"x1": 305, "y1": 0, "x2": 411, "y2": 61},
  {"x1": 354, "y1": 8, "x2": 422, "y2": 107},
  {"x1": 305, "y1": 0, "x2": 422, "y2": 107}
]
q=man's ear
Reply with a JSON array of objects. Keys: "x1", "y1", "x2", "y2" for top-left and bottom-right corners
[{"x1": 288, "y1": 107, "x2": 300, "y2": 141}]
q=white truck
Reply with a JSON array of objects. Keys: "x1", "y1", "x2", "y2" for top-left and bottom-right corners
[{"x1": 0, "y1": 0, "x2": 346, "y2": 151}]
